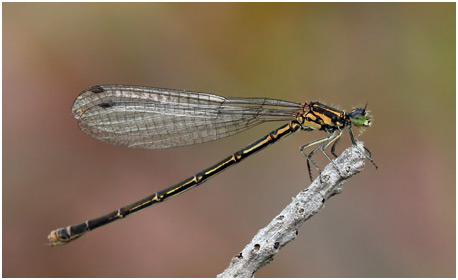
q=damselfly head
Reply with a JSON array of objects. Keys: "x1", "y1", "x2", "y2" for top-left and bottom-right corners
[{"x1": 348, "y1": 107, "x2": 372, "y2": 127}]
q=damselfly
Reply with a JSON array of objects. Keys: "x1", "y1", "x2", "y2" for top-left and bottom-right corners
[{"x1": 48, "y1": 85, "x2": 376, "y2": 246}]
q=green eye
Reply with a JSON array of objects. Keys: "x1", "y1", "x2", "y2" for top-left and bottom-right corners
[{"x1": 350, "y1": 116, "x2": 368, "y2": 126}]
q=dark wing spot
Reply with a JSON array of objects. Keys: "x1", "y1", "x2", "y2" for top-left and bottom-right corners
[
  {"x1": 98, "y1": 101, "x2": 114, "y2": 108},
  {"x1": 89, "y1": 86, "x2": 104, "y2": 93}
]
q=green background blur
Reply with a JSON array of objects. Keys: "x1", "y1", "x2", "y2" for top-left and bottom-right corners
[{"x1": 3, "y1": 3, "x2": 455, "y2": 277}]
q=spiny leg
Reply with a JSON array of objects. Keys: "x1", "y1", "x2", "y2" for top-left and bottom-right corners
[
  {"x1": 318, "y1": 130, "x2": 344, "y2": 176},
  {"x1": 330, "y1": 137, "x2": 340, "y2": 158},
  {"x1": 302, "y1": 130, "x2": 343, "y2": 181},
  {"x1": 320, "y1": 129, "x2": 343, "y2": 162},
  {"x1": 300, "y1": 133, "x2": 336, "y2": 181},
  {"x1": 348, "y1": 125, "x2": 378, "y2": 169},
  {"x1": 364, "y1": 146, "x2": 372, "y2": 157},
  {"x1": 306, "y1": 145, "x2": 323, "y2": 181}
]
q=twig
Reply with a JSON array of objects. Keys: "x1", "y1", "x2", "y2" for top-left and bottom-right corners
[{"x1": 217, "y1": 142, "x2": 367, "y2": 278}]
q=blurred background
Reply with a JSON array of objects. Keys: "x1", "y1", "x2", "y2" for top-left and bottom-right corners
[{"x1": 3, "y1": 3, "x2": 455, "y2": 277}]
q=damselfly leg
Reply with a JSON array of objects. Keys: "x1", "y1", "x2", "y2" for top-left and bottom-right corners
[
  {"x1": 330, "y1": 138, "x2": 340, "y2": 158},
  {"x1": 348, "y1": 125, "x2": 378, "y2": 169},
  {"x1": 299, "y1": 129, "x2": 343, "y2": 181}
]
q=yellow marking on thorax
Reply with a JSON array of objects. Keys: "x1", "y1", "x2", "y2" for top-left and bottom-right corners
[
  {"x1": 306, "y1": 113, "x2": 317, "y2": 121},
  {"x1": 302, "y1": 120, "x2": 322, "y2": 130},
  {"x1": 316, "y1": 112, "x2": 333, "y2": 124}
]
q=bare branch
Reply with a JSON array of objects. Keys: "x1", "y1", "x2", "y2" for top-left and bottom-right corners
[{"x1": 217, "y1": 142, "x2": 367, "y2": 278}]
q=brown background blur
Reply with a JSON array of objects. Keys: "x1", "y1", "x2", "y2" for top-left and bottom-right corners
[{"x1": 3, "y1": 3, "x2": 455, "y2": 277}]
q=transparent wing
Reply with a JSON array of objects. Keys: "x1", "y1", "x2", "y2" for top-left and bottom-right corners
[{"x1": 72, "y1": 85, "x2": 302, "y2": 149}]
